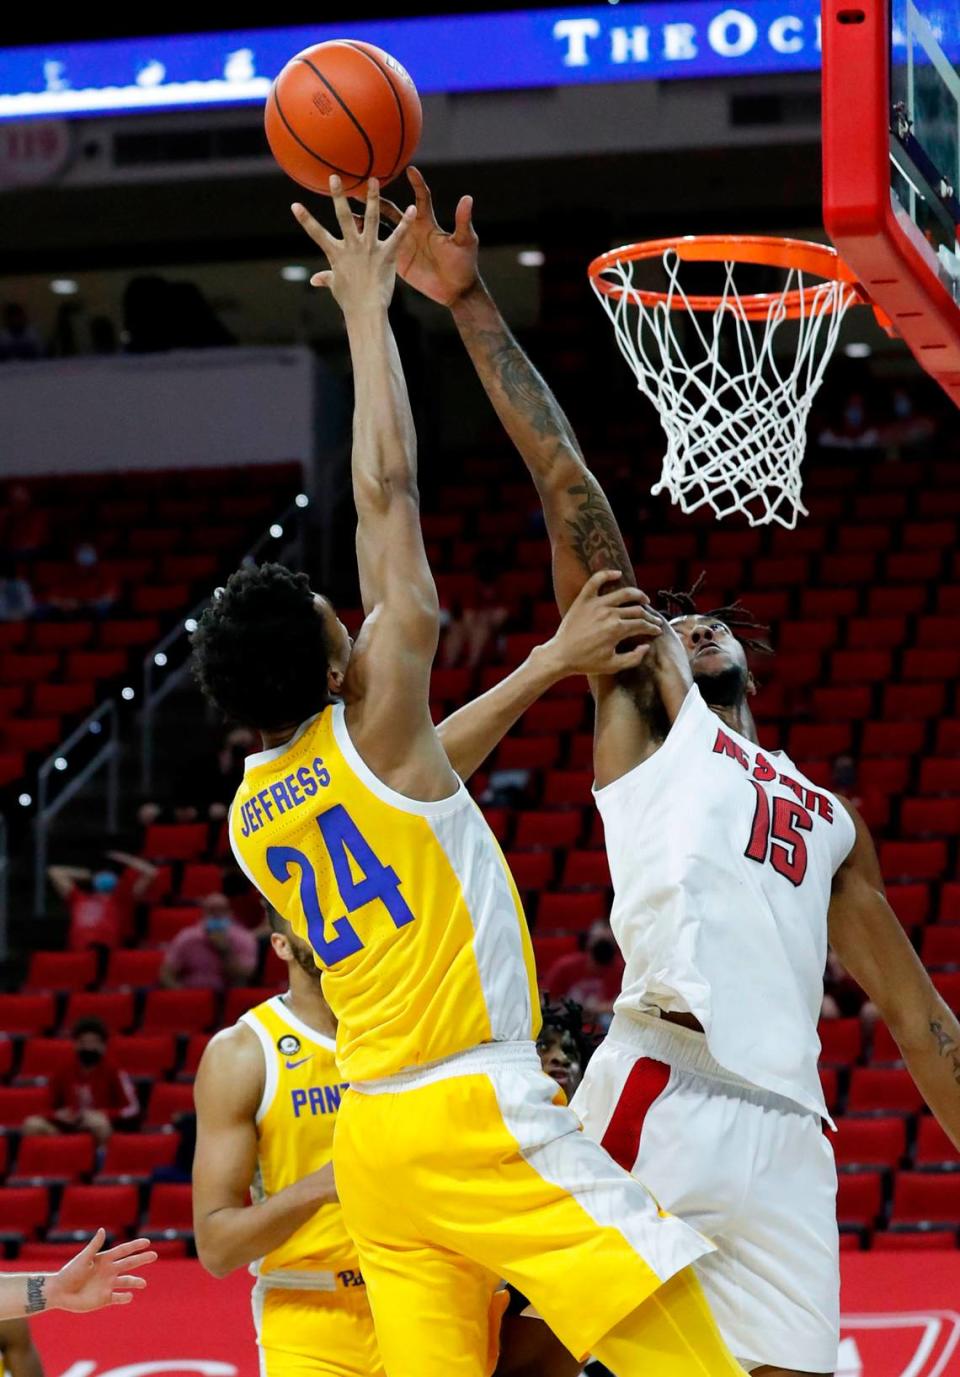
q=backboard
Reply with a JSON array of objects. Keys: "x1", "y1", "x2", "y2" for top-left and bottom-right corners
[{"x1": 822, "y1": 0, "x2": 960, "y2": 399}]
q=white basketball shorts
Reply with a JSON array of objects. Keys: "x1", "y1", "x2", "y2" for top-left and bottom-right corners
[{"x1": 571, "y1": 1012, "x2": 840, "y2": 1375}]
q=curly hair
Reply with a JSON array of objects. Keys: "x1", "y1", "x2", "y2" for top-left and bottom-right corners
[
  {"x1": 538, "y1": 995, "x2": 595, "y2": 1067},
  {"x1": 657, "y1": 571, "x2": 773, "y2": 657},
  {"x1": 191, "y1": 563, "x2": 332, "y2": 729}
]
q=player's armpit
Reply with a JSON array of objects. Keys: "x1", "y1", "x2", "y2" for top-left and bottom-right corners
[{"x1": 828, "y1": 800, "x2": 960, "y2": 1150}]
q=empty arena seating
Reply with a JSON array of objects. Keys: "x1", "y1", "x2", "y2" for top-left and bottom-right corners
[{"x1": 0, "y1": 442, "x2": 958, "y2": 1261}]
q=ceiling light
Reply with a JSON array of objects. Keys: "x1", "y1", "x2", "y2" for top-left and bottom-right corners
[
  {"x1": 843, "y1": 342, "x2": 871, "y2": 358},
  {"x1": 281, "y1": 265, "x2": 309, "y2": 282},
  {"x1": 50, "y1": 279, "x2": 79, "y2": 295},
  {"x1": 518, "y1": 250, "x2": 545, "y2": 267}
]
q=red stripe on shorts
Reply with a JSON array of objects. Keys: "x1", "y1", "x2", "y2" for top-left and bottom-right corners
[{"x1": 600, "y1": 1057, "x2": 671, "y2": 1172}]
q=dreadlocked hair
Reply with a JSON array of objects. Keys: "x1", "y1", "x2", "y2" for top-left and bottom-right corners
[
  {"x1": 191, "y1": 562, "x2": 332, "y2": 729},
  {"x1": 538, "y1": 995, "x2": 599, "y2": 1066},
  {"x1": 657, "y1": 571, "x2": 773, "y2": 657}
]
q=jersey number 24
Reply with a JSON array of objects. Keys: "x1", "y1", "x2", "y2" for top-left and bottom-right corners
[{"x1": 266, "y1": 804, "x2": 414, "y2": 963}]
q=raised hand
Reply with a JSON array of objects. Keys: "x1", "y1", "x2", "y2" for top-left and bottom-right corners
[
  {"x1": 376, "y1": 166, "x2": 480, "y2": 307},
  {"x1": 292, "y1": 175, "x2": 416, "y2": 315},
  {"x1": 45, "y1": 1230, "x2": 157, "y2": 1313},
  {"x1": 542, "y1": 569, "x2": 663, "y2": 679}
]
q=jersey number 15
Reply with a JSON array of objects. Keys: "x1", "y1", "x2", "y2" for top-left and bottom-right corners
[
  {"x1": 266, "y1": 804, "x2": 414, "y2": 963},
  {"x1": 744, "y1": 780, "x2": 812, "y2": 886}
]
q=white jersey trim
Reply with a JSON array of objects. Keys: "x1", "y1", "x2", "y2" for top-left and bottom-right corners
[
  {"x1": 267, "y1": 994, "x2": 337, "y2": 1052},
  {"x1": 244, "y1": 713, "x2": 322, "y2": 771},
  {"x1": 331, "y1": 701, "x2": 468, "y2": 818},
  {"x1": 239, "y1": 1011, "x2": 279, "y2": 1125}
]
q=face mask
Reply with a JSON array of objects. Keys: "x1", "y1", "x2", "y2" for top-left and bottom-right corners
[
  {"x1": 77, "y1": 1047, "x2": 104, "y2": 1067},
  {"x1": 205, "y1": 916, "x2": 229, "y2": 934},
  {"x1": 92, "y1": 871, "x2": 118, "y2": 894},
  {"x1": 844, "y1": 404, "x2": 864, "y2": 428},
  {"x1": 893, "y1": 394, "x2": 912, "y2": 419},
  {"x1": 76, "y1": 546, "x2": 97, "y2": 568}
]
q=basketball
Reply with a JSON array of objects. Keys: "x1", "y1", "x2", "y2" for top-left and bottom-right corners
[{"x1": 264, "y1": 40, "x2": 422, "y2": 197}]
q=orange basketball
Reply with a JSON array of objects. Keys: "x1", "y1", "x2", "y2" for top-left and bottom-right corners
[{"x1": 264, "y1": 40, "x2": 422, "y2": 197}]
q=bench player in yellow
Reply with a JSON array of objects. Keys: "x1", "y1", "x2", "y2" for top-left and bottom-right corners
[
  {"x1": 192, "y1": 590, "x2": 651, "y2": 1377},
  {"x1": 191, "y1": 175, "x2": 746, "y2": 1376}
]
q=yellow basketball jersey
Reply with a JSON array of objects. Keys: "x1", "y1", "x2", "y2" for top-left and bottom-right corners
[
  {"x1": 230, "y1": 704, "x2": 539, "y2": 1081},
  {"x1": 241, "y1": 995, "x2": 359, "y2": 1277}
]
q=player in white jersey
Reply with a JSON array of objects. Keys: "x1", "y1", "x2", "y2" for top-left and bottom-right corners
[{"x1": 383, "y1": 168, "x2": 960, "y2": 1377}]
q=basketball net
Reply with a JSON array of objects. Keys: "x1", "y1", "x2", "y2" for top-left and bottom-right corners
[{"x1": 590, "y1": 245, "x2": 858, "y2": 529}]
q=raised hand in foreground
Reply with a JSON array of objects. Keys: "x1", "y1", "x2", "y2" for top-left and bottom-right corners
[{"x1": 0, "y1": 1230, "x2": 158, "y2": 1320}]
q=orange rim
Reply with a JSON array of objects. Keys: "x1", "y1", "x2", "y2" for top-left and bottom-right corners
[{"x1": 588, "y1": 234, "x2": 863, "y2": 320}]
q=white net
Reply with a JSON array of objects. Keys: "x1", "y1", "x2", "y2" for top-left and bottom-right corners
[{"x1": 592, "y1": 248, "x2": 856, "y2": 528}]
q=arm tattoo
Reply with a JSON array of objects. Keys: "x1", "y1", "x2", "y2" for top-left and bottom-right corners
[
  {"x1": 565, "y1": 479, "x2": 635, "y2": 584},
  {"x1": 25, "y1": 1277, "x2": 46, "y2": 1315},
  {"x1": 930, "y1": 1019, "x2": 960, "y2": 1087}
]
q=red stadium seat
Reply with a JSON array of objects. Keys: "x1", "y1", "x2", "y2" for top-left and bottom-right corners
[
  {"x1": 11, "y1": 1134, "x2": 96, "y2": 1185},
  {"x1": 568, "y1": 734, "x2": 594, "y2": 769},
  {"x1": 942, "y1": 884, "x2": 960, "y2": 922},
  {"x1": 180, "y1": 1034, "x2": 212, "y2": 1079},
  {"x1": 52, "y1": 1184, "x2": 139, "y2": 1241},
  {"x1": 31, "y1": 621, "x2": 95, "y2": 651},
  {"x1": 935, "y1": 720, "x2": 960, "y2": 754},
  {"x1": 523, "y1": 700, "x2": 585, "y2": 736},
  {"x1": 146, "y1": 905, "x2": 202, "y2": 944},
  {"x1": 261, "y1": 946, "x2": 287, "y2": 988},
  {"x1": 778, "y1": 621, "x2": 838, "y2": 654},
  {"x1": 920, "y1": 759, "x2": 960, "y2": 794},
  {"x1": 890, "y1": 1171, "x2": 960, "y2": 1226},
  {"x1": 859, "y1": 759, "x2": 911, "y2": 794},
  {"x1": 17, "y1": 1039, "x2": 77, "y2": 1082},
  {"x1": 914, "y1": 1117, "x2": 960, "y2": 1169},
  {"x1": 903, "y1": 521, "x2": 956, "y2": 549},
  {"x1": 222, "y1": 988, "x2": 278, "y2": 1025},
  {"x1": 817, "y1": 1018, "x2": 862, "y2": 1066},
  {"x1": 904, "y1": 649, "x2": 960, "y2": 681},
  {"x1": 883, "y1": 684, "x2": 945, "y2": 720},
  {"x1": 0, "y1": 1187, "x2": 50, "y2": 1240},
  {"x1": 536, "y1": 891, "x2": 608, "y2": 933},
  {"x1": 811, "y1": 687, "x2": 872, "y2": 722},
  {"x1": 886, "y1": 551, "x2": 943, "y2": 582},
  {"x1": 754, "y1": 557, "x2": 809, "y2": 588},
  {"x1": 0, "y1": 1041, "x2": 12, "y2": 1080},
  {"x1": 513, "y1": 812, "x2": 583, "y2": 850},
  {"x1": 0, "y1": 994, "x2": 56, "y2": 1036},
  {"x1": 32, "y1": 682, "x2": 96, "y2": 717},
  {"x1": 561, "y1": 851, "x2": 612, "y2": 889},
  {"x1": 1, "y1": 654, "x2": 59, "y2": 685},
  {"x1": 141, "y1": 989, "x2": 215, "y2": 1035},
  {"x1": 142, "y1": 823, "x2": 209, "y2": 861},
  {"x1": 0, "y1": 1087, "x2": 52, "y2": 1129},
  {"x1": 65, "y1": 651, "x2": 126, "y2": 683},
  {"x1": 833, "y1": 1117, "x2": 905, "y2": 1169},
  {"x1": 821, "y1": 555, "x2": 877, "y2": 586},
  {"x1": 24, "y1": 950, "x2": 97, "y2": 993},
  {"x1": 706, "y1": 529, "x2": 762, "y2": 559},
  {"x1": 96, "y1": 1133, "x2": 179, "y2": 1184},
  {"x1": 496, "y1": 738, "x2": 561, "y2": 771},
  {"x1": 111, "y1": 1035, "x2": 177, "y2": 1079},
  {"x1": 916, "y1": 615, "x2": 960, "y2": 647},
  {"x1": 103, "y1": 949, "x2": 166, "y2": 989},
  {"x1": 144, "y1": 1183, "x2": 194, "y2": 1237},
  {"x1": 532, "y1": 936, "x2": 578, "y2": 974},
  {"x1": 801, "y1": 588, "x2": 859, "y2": 618},
  {"x1": 881, "y1": 886, "x2": 931, "y2": 930},
  {"x1": 2, "y1": 718, "x2": 63, "y2": 754},
  {"x1": 831, "y1": 650, "x2": 892, "y2": 685},
  {"x1": 480, "y1": 808, "x2": 510, "y2": 843},
  {"x1": 836, "y1": 1172, "x2": 883, "y2": 1228},
  {"x1": 837, "y1": 523, "x2": 889, "y2": 553},
  {"x1": 901, "y1": 798, "x2": 960, "y2": 836},
  {"x1": 541, "y1": 771, "x2": 594, "y2": 808},
  {"x1": 144, "y1": 1082, "x2": 196, "y2": 1129},
  {"x1": 0, "y1": 624, "x2": 28, "y2": 651},
  {"x1": 62, "y1": 992, "x2": 135, "y2": 1035},
  {"x1": 921, "y1": 927, "x2": 960, "y2": 968},
  {"x1": 505, "y1": 852, "x2": 555, "y2": 891},
  {"x1": 846, "y1": 1067, "x2": 924, "y2": 1114},
  {"x1": 870, "y1": 1024, "x2": 905, "y2": 1064},
  {"x1": 0, "y1": 751, "x2": 27, "y2": 787},
  {"x1": 878, "y1": 840, "x2": 947, "y2": 881},
  {"x1": 866, "y1": 585, "x2": 926, "y2": 616},
  {"x1": 179, "y1": 863, "x2": 225, "y2": 901},
  {"x1": 788, "y1": 724, "x2": 852, "y2": 760},
  {"x1": 846, "y1": 617, "x2": 906, "y2": 650},
  {"x1": 0, "y1": 686, "x2": 26, "y2": 714},
  {"x1": 100, "y1": 619, "x2": 161, "y2": 649},
  {"x1": 932, "y1": 971, "x2": 960, "y2": 1010}
]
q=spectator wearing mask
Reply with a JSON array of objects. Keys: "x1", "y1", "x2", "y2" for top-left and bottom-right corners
[
  {"x1": 22, "y1": 1019, "x2": 138, "y2": 1146},
  {"x1": 542, "y1": 921, "x2": 624, "y2": 1022},
  {"x1": 160, "y1": 893, "x2": 258, "y2": 993},
  {"x1": 48, "y1": 852, "x2": 160, "y2": 954},
  {"x1": 0, "y1": 557, "x2": 34, "y2": 622},
  {"x1": 47, "y1": 544, "x2": 118, "y2": 616}
]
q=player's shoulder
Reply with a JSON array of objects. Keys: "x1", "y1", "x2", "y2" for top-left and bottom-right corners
[{"x1": 198, "y1": 1019, "x2": 263, "y2": 1081}]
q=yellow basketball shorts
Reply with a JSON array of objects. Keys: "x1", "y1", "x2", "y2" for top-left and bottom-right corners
[
  {"x1": 252, "y1": 1278, "x2": 385, "y2": 1377},
  {"x1": 334, "y1": 1041, "x2": 712, "y2": 1376}
]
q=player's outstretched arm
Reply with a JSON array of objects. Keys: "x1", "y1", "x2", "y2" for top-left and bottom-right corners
[
  {"x1": 294, "y1": 182, "x2": 450, "y2": 754},
  {"x1": 0, "y1": 1232, "x2": 156, "y2": 1321},
  {"x1": 380, "y1": 168, "x2": 633, "y2": 614},
  {"x1": 829, "y1": 802, "x2": 960, "y2": 1150},
  {"x1": 193, "y1": 1027, "x2": 337, "y2": 1278},
  {"x1": 437, "y1": 571, "x2": 660, "y2": 779}
]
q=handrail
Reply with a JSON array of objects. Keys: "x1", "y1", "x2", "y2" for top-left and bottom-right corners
[
  {"x1": 34, "y1": 701, "x2": 120, "y2": 917},
  {"x1": 140, "y1": 496, "x2": 307, "y2": 791}
]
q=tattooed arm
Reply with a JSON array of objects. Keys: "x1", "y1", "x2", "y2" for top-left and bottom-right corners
[{"x1": 829, "y1": 802, "x2": 960, "y2": 1149}]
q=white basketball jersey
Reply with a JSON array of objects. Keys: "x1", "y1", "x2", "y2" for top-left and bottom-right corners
[{"x1": 594, "y1": 685, "x2": 856, "y2": 1121}]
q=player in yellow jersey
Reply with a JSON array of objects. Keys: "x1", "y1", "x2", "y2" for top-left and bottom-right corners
[{"x1": 190, "y1": 176, "x2": 746, "y2": 1376}]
